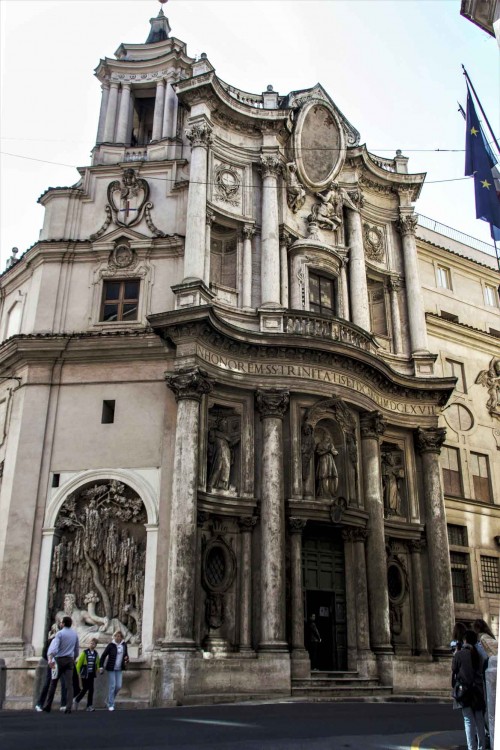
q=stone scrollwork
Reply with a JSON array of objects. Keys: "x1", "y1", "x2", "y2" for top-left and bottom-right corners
[
  {"x1": 108, "y1": 168, "x2": 150, "y2": 229},
  {"x1": 363, "y1": 223, "x2": 386, "y2": 262},
  {"x1": 284, "y1": 162, "x2": 306, "y2": 213},
  {"x1": 185, "y1": 121, "x2": 213, "y2": 148},
  {"x1": 165, "y1": 367, "x2": 213, "y2": 402},
  {"x1": 360, "y1": 410, "x2": 386, "y2": 439},
  {"x1": 89, "y1": 206, "x2": 112, "y2": 242},
  {"x1": 475, "y1": 356, "x2": 500, "y2": 419},
  {"x1": 397, "y1": 213, "x2": 418, "y2": 237},
  {"x1": 415, "y1": 426, "x2": 447, "y2": 454},
  {"x1": 214, "y1": 164, "x2": 241, "y2": 206},
  {"x1": 109, "y1": 242, "x2": 137, "y2": 271},
  {"x1": 144, "y1": 203, "x2": 166, "y2": 237},
  {"x1": 255, "y1": 389, "x2": 290, "y2": 420},
  {"x1": 49, "y1": 480, "x2": 147, "y2": 645}
]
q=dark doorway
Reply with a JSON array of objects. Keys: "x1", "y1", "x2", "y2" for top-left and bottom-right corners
[{"x1": 303, "y1": 527, "x2": 347, "y2": 671}]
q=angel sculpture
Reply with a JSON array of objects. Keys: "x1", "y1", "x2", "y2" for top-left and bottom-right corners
[
  {"x1": 475, "y1": 357, "x2": 500, "y2": 417},
  {"x1": 285, "y1": 162, "x2": 306, "y2": 213}
]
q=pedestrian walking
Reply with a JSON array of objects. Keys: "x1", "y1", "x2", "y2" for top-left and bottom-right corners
[
  {"x1": 35, "y1": 620, "x2": 68, "y2": 712},
  {"x1": 99, "y1": 630, "x2": 129, "y2": 711},
  {"x1": 452, "y1": 629, "x2": 486, "y2": 750},
  {"x1": 42, "y1": 616, "x2": 79, "y2": 713},
  {"x1": 73, "y1": 637, "x2": 100, "y2": 711}
]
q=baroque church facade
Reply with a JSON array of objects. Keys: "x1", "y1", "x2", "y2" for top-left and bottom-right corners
[{"x1": 0, "y1": 8, "x2": 498, "y2": 707}]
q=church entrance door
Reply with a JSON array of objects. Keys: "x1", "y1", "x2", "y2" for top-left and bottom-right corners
[{"x1": 303, "y1": 527, "x2": 347, "y2": 671}]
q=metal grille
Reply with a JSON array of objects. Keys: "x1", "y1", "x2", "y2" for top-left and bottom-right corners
[
  {"x1": 450, "y1": 551, "x2": 473, "y2": 603},
  {"x1": 205, "y1": 547, "x2": 226, "y2": 588},
  {"x1": 481, "y1": 556, "x2": 500, "y2": 594},
  {"x1": 447, "y1": 524, "x2": 468, "y2": 547}
]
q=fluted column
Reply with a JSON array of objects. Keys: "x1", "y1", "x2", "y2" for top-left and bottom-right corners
[
  {"x1": 116, "y1": 83, "x2": 131, "y2": 144},
  {"x1": 152, "y1": 79, "x2": 166, "y2": 141},
  {"x1": 360, "y1": 411, "x2": 392, "y2": 652},
  {"x1": 289, "y1": 518, "x2": 307, "y2": 653},
  {"x1": 96, "y1": 83, "x2": 110, "y2": 144},
  {"x1": 346, "y1": 206, "x2": 370, "y2": 331},
  {"x1": 398, "y1": 212, "x2": 429, "y2": 354},
  {"x1": 183, "y1": 121, "x2": 212, "y2": 281},
  {"x1": 260, "y1": 155, "x2": 282, "y2": 307},
  {"x1": 409, "y1": 539, "x2": 429, "y2": 655},
  {"x1": 238, "y1": 516, "x2": 257, "y2": 652},
  {"x1": 415, "y1": 427, "x2": 454, "y2": 656},
  {"x1": 279, "y1": 229, "x2": 291, "y2": 308},
  {"x1": 256, "y1": 389, "x2": 289, "y2": 650},
  {"x1": 340, "y1": 257, "x2": 350, "y2": 320},
  {"x1": 242, "y1": 224, "x2": 255, "y2": 309},
  {"x1": 164, "y1": 367, "x2": 212, "y2": 649},
  {"x1": 103, "y1": 82, "x2": 119, "y2": 142},
  {"x1": 388, "y1": 276, "x2": 403, "y2": 354},
  {"x1": 204, "y1": 209, "x2": 214, "y2": 286}
]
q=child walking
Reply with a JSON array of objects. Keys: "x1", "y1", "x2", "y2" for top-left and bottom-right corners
[{"x1": 73, "y1": 637, "x2": 100, "y2": 711}]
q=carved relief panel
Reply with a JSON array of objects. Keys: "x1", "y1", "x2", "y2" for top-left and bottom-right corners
[
  {"x1": 209, "y1": 156, "x2": 248, "y2": 215},
  {"x1": 387, "y1": 543, "x2": 412, "y2": 654}
]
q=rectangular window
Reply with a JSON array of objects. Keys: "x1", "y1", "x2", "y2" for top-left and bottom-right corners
[
  {"x1": 484, "y1": 284, "x2": 498, "y2": 307},
  {"x1": 480, "y1": 556, "x2": 500, "y2": 594},
  {"x1": 440, "y1": 310, "x2": 459, "y2": 323},
  {"x1": 309, "y1": 272, "x2": 335, "y2": 316},
  {"x1": 441, "y1": 446, "x2": 462, "y2": 497},
  {"x1": 101, "y1": 279, "x2": 139, "y2": 322},
  {"x1": 368, "y1": 283, "x2": 388, "y2": 337},
  {"x1": 447, "y1": 524, "x2": 468, "y2": 547},
  {"x1": 450, "y1": 551, "x2": 473, "y2": 604},
  {"x1": 436, "y1": 266, "x2": 451, "y2": 289},
  {"x1": 101, "y1": 400, "x2": 115, "y2": 424},
  {"x1": 445, "y1": 359, "x2": 467, "y2": 393},
  {"x1": 470, "y1": 452, "x2": 492, "y2": 503}
]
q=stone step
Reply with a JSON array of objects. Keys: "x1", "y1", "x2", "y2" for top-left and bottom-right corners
[
  {"x1": 182, "y1": 692, "x2": 288, "y2": 706},
  {"x1": 291, "y1": 685, "x2": 392, "y2": 698},
  {"x1": 293, "y1": 678, "x2": 380, "y2": 688}
]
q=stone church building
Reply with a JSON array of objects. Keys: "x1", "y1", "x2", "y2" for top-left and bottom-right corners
[{"x1": 0, "y1": 7, "x2": 498, "y2": 707}]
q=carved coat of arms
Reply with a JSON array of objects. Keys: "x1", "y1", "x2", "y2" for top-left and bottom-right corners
[{"x1": 108, "y1": 168, "x2": 149, "y2": 228}]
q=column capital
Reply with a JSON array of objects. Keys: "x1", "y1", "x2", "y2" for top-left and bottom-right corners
[
  {"x1": 238, "y1": 515, "x2": 258, "y2": 532},
  {"x1": 408, "y1": 538, "x2": 426, "y2": 553},
  {"x1": 259, "y1": 153, "x2": 281, "y2": 179},
  {"x1": 345, "y1": 187, "x2": 364, "y2": 211},
  {"x1": 279, "y1": 226, "x2": 294, "y2": 247},
  {"x1": 415, "y1": 426, "x2": 446, "y2": 454},
  {"x1": 206, "y1": 208, "x2": 215, "y2": 227},
  {"x1": 288, "y1": 517, "x2": 307, "y2": 534},
  {"x1": 360, "y1": 410, "x2": 386, "y2": 439},
  {"x1": 109, "y1": 81, "x2": 119, "y2": 89},
  {"x1": 165, "y1": 367, "x2": 212, "y2": 402},
  {"x1": 397, "y1": 212, "x2": 418, "y2": 237},
  {"x1": 242, "y1": 223, "x2": 256, "y2": 240},
  {"x1": 255, "y1": 389, "x2": 289, "y2": 420},
  {"x1": 185, "y1": 121, "x2": 213, "y2": 149},
  {"x1": 388, "y1": 275, "x2": 403, "y2": 293},
  {"x1": 342, "y1": 526, "x2": 368, "y2": 543}
]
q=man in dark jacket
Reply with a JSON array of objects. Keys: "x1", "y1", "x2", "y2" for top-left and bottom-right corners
[{"x1": 99, "y1": 630, "x2": 129, "y2": 711}]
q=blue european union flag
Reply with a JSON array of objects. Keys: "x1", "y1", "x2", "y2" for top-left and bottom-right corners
[{"x1": 465, "y1": 88, "x2": 500, "y2": 241}]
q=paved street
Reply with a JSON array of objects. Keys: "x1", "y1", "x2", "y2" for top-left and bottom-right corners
[{"x1": 0, "y1": 700, "x2": 467, "y2": 750}]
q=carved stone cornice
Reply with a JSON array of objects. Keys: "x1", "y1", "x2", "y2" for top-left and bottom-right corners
[
  {"x1": 259, "y1": 154, "x2": 281, "y2": 179},
  {"x1": 255, "y1": 389, "x2": 290, "y2": 420},
  {"x1": 165, "y1": 366, "x2": 212, "y2": 402},
  {"x1": 360, "y1": 410, "x2": 386, "y2": 439},
  {"x1": 185, "y1": 122, "x2": 213, "y2": 149},
  {"x1": 288, "y1": 517, "x2": 307, "y2": 534},
  {"x1": 242, "y1": 224, "x2": 256, "y2": 241},
  {"x1": 415, "y1": 426, "x2": 447, "y2": 454},
  {"x1": 342, "y1": 526, "x2": 368, "y2": 543},
  {"x1": 397, "y1": 213, "x2": 418, "y2": 237},
  {"x1": 238, "y1": 515, "x2": 257, "y2": 532}
]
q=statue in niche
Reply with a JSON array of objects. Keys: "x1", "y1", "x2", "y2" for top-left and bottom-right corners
[
  {"x1": 476, "y1": 357, "x2": 500, "y2": 418},
  {"x1": 315, "y1": 432, "x2": 339, "y2": 498},
  {"x1": 308, "y1": 181, "x2": 358, "y2": 231},
  {"x1": 285, "y1": 162, "x2": 306, "y2": 213},
  {"x1": 207, "y1": 417, "x2": 240, "y2": 494},
  {"x1": 49, "y1": 480, "x2": 146, "y2": 645},
  {"x1": 382, "y1": 453, "x2": 405, "y2": 517}
]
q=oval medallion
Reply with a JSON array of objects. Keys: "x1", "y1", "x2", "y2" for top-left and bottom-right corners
[{"x1": 295, "y1": 100, "x2": 345, "y2": 190}]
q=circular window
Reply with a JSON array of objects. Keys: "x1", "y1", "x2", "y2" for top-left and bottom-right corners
[
  {"x1": 387, "y1": 563, "x2": 404, "y2": 602},
  {"x1": 446, "y1": 404, "x2": 473, "y2": 432}
]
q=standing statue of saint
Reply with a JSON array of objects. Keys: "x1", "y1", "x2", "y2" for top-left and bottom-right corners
[
  {"x1": 382, "y1": 453, "x2": 405, "y2": 516},
  {"x1": 315, "y1": 436, "x2": 339, "y2": 498},
  {"x1": 207, "y1": 417, "x2": 240, "y2": 493}
]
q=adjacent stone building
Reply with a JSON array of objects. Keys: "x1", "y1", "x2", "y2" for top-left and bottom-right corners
[{"x1": 0, "y1": 8, "x2": 498, "y2": 707}]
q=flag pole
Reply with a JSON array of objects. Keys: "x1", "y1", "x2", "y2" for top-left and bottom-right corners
[{"x1": 462, "y1": 65, "x2": 500, "y2": 156}]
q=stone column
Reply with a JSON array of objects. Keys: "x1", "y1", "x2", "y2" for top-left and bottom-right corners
[
  {"x1": 415, "y1": 427, "x2": 454, "y2": 656},
  {"x1": 103, "y1": 82, "x2": 119, "y2": 142},
  {"x1": 346, "y1": 206, "x2": 370, "y2": 331},
  {"x1": 279, "y1": 229, "x2": 291, "y2": 309},
  {"x1": 116, "y1": 84, "x2": 131, "y2": 144},
  {"x1": 204, "y1": 209, "x2": 214, "y2": 286},
  {"x1": 255, "y1": 389, "x2": 290, "y2": 651},
  {"x1": 360, "y1": 411, "x2": 392, "y2": 652},
  {"x1": 259, "y1": 155, "x2": 282, "y2": 307},
  {"x1": 288, "y1": 518, "x2": 307, "y2": 654},
  {"x1": 342, "y1": 527, "x2": 359, "y2": 670},
  {"x1": 398, "y1": 212, "x2": 429, "y2": 354},
  {"x1": 183, "y1": 121, "x2": 212, "y2": 281},
  {"x1": 238, "y1": 516, "x2": 257, "y2": 652},
  {"x1": 242, "y1": 224, "x2": 255, "y2": 309},
  {"x1": 340, "y1": 257, "x2": 350, "y2": 320},
  {"x1": 388, "y1": 276, "x2": 403, "y2": 354},
  {"x1": 164, "y1": 367, "x2": 212, "y2": 649},
  {"x1": 152, "y1": 79, "x2": 166, "y2": 141},
  {"x1": 163, "y1": 78, "x2": 178, "y2": 139},
  {"x1": 96, "y1": 83, "x2": 110, "y2": 144},
  {"x1": 409, "y1": 539, "x2": 429, "y2": 655},
  {"x1": 352, "y1": 528, "x2": 371, "y2": 654}
]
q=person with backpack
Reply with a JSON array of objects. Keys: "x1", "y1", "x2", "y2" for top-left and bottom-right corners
[
  {"x1": 452, "y1": 629, "x2": 486, "y2": 750},
  {"x1": 73, "y1": 637, "x2": 100, "y2": 711}
]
